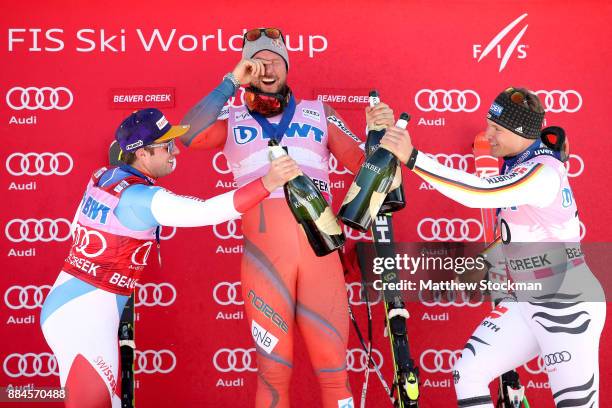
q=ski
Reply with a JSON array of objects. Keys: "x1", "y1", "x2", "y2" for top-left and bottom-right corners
[
  {"x1": 360, "y1": 97, "x2": 418, "y2": 407},
  {"x1": 371, "y1": 214, "x2": 420, "y2": 407},
  {"x1": 345, "y1": 92, "x2": 418, "y2": 407},
  {"x1": 109, "y1": 141, "x2": 136, "y2": 408}
]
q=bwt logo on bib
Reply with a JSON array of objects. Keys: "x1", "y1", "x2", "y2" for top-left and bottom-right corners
[
  {"x1": 233, "y1": 123, "x2": 324, "y2": 145},
  {"x1": 81, "y1": 197, "x2": 110, "y2": 224}
]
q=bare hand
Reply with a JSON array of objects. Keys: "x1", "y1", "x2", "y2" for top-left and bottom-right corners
[
  {"x1": 232, "y1": 59, "x2": 271, "y2": 85},
  {"x1": 262, "y1": 156, "x2": 302, "y2": 192},
  {"x1": 380, "y1": 126, "x2": 414, "y2": 164},
  {"x1": 365, "y1": 102, "x2": 395, "y2": 130}
]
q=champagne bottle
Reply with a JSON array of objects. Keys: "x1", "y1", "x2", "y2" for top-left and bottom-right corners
[
  {"x1": 338, "y1": 113, "x2": 410, "y2": 232},
  {"x1": 268, "y1": 140, "x2": 345, "y2": 256},
  {"x1": 366, "y1": 91, "x2": 406, "y2": 214}
]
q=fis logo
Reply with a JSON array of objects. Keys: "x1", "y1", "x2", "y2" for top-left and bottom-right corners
[
  {"x1": 232, "y1": 123, "x2": 324, "y2": 145},
  {"x1": 473, "y1": 13, "x2": 529, "y2": 72},
  {"x1": 234, "y1": 111, "x2": 252, "y2": 122}
]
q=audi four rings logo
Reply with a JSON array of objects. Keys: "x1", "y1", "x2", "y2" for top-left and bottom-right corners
[
  {"x1": 4, "y1": 285, "x2": 52, "y2": 310},
  {"x1": 5, "y1": 218, "x2": 71, "y2": 243},
  {"x1": 346, "y1": 348, "x2": 384, "y2": 372},
  {"x1": 213, "y1": 219, "x2": 243, "y2": 240},
  {"x1": 417, "y1": 218, "x2": 483, "y2": 242},
  {"x1": 346, "y1": 282, "x2": 381, "y2": 306},
  {"x1": 6, "y1": 152, "x2": 74, "y2": 176},
  {"x1": 545, "y1": 351, "x2": 571, "y2": 366},
  {"x1": 135, "y1": 283, "x2": 177, "y2": 307},
  {"x1": 524, "y1": 356, "x2": 545, "y2": 375},
  {"x1": 427, "y1": 153, "x2": 473, "y2": 172},
  {"x1": 213, "y1": 281, "x2": 243, "y2": 306},
  {"x1": 134, "y1": 349, "x2": 176, "y2": 374},
  {"x1": 343, "y1": 225, "x2": 372, "y2": 241},
  {"x1": 534, "y1": 90, "x2": 582, "y2": 113},
  {"x1": 213, "y1": 348, "x2": 257, "y2": 373},
  {"x1": 3, "y1": 353, "x2": 58, "y2": 378},
  {"x1": 418, "y1": 289, "x2": 484, "y2": 308},
  {"x1": 419, "y1": 349, "x2": 462, "y2": 374},
  {"x1": 565, "y1": 154, "x2": 584, "y2": 178},
  {"x1": 6, "y1": 87, "x2": 73, "y2": 111},
  {"x1": 212, "y1": 152, "x2": 232, "y2": 175},
  {"x1": 427, "y1": 152, "x2": 584, "y2": 178},
  {"x1": 72, "y1": 225, "x2": 107, "y2": 258},
  {"x1": 329, "y1": 154, "x2": 351, "y2": 175},
  {"x1": 415, "y1": 89, "x2": 480, "y2": 113}
]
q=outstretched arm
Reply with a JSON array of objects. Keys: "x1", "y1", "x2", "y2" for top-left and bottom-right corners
[
  {"x1": 406, "y1": 149, "x2": 560, "y2": 209},
  {"x1": 380, "y1": 126, "x2": 561, "y2": 209},
  {"x1": 116, "y1": 180, "x2": 267, "y2": 228},
  {"x1": 116, "y1": 156, "x2": 300, "y2": 228}
]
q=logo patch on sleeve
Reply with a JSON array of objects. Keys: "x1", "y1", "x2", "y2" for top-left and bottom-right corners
[
  {"x1": 327, "y1": 115, "x2": 361, "y2": 143},
  {"x1": 251, "y1": 320, "x2": 279, "y2": 354}
]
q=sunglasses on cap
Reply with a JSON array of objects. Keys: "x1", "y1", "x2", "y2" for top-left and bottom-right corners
[
  {"x1": 504, "y1": 87, "x2": 530, "y2": 108},
  {"x1": 148, "y1": 139, "x2": 176, "y2": 154},
  {"x1": 243, "y1": 28, "x2": 284, "y2": 46}
]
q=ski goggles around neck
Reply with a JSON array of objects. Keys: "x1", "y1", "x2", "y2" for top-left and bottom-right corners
[{"x1": 245, "y1": 87, "x2": 288, "y2": 117}]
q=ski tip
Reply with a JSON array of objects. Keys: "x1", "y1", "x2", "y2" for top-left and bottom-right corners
[{"x1": 108, "y1": 140, "x2": 122, "y2": 166}]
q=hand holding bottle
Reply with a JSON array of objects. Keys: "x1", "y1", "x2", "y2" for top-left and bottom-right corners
[
  {"x1": 268, "y1": 140, "x2": 345, "y2": 256},
  {"x1": 338, "y1": 113, "x2": 410, "y2": 231},
  {"x1": 380, "y1": 126, "x2": 414, "y2": 164},
  {"x1": 365, "y1": 102, "x2": 395, "y2": 131},
  {"x1": 262, "y1": 156, "x2": 302, "y2": 192},
  {"x1": 366, "y1": 90, "x2": 406, "y2": 214}
]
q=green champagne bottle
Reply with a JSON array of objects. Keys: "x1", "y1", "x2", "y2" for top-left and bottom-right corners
[
  {"x1": 338, "y1": 112, "x2": 410, "y2": 232},
  {"x1": 366, "y1": 91, "x2": 406, "y2": 214},
  {"x1": 268, "y1": 140, "x2": 345, "y2": 256}
]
